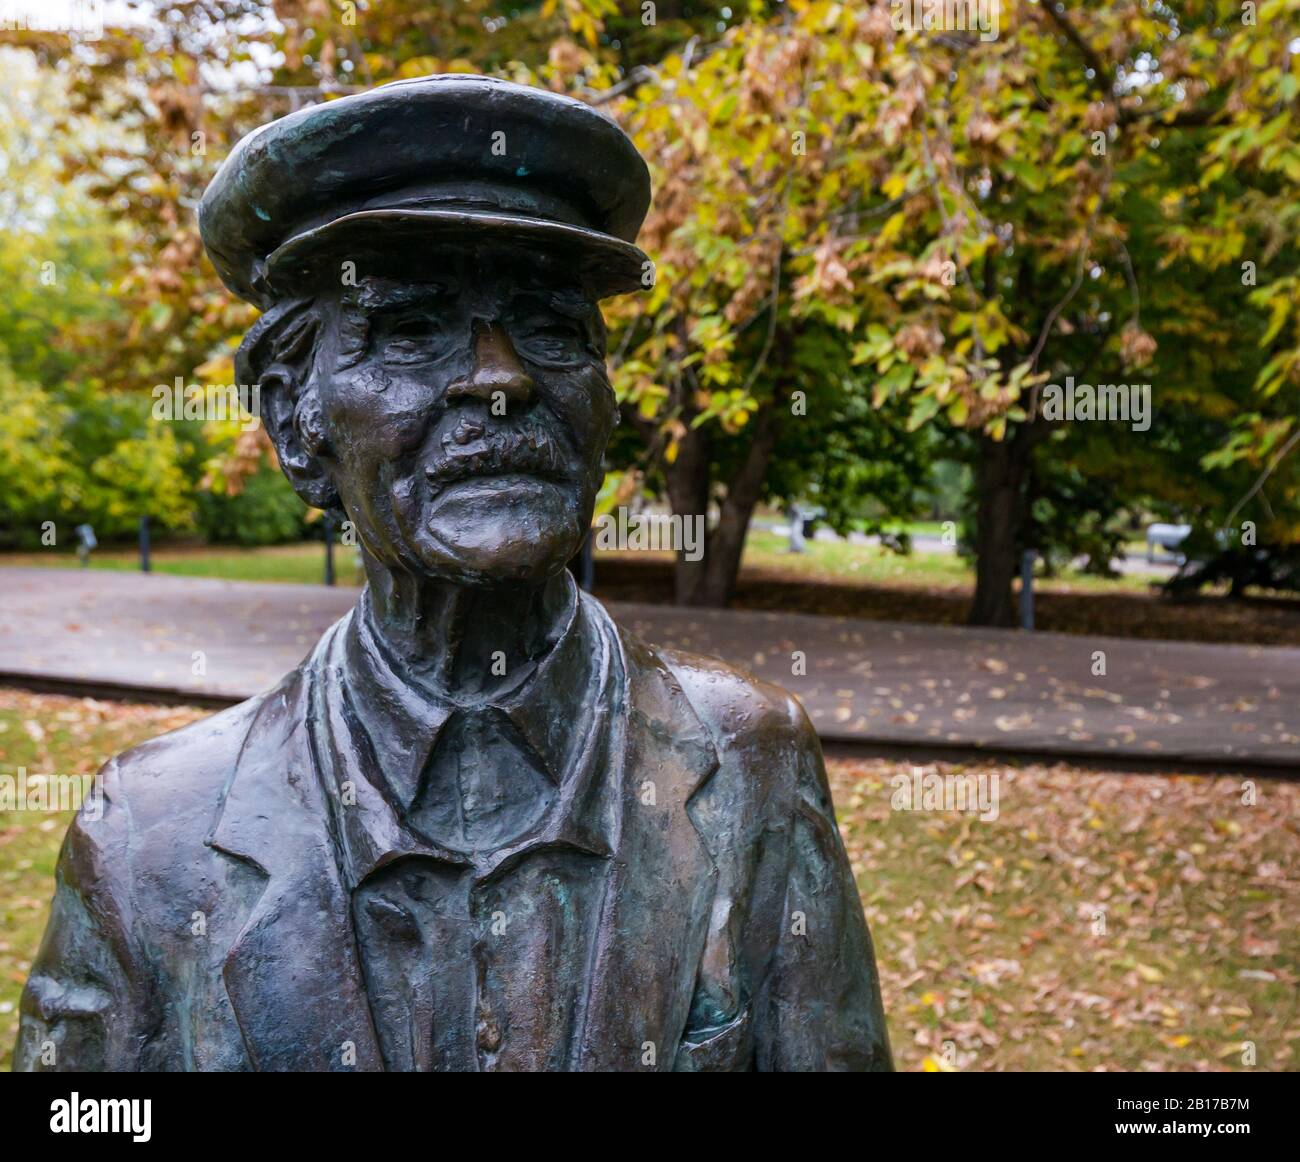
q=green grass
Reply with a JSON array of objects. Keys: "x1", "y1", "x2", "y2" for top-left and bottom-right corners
[
  {"x1": 0, "y1": 530, "x2": 1160, "y2": 597},
  {"x1": 885, "y1": 519, "x2": 950, "y2": 537},
  {"x1": 0, "y1": 542, "x2": 365, "y2": 586},
  {"x1": 745, "y1": 529, "x2": 974, "y2": 584},
  {"x1": 741, "y1": 529, "x2": 1158, "y2": 593}
]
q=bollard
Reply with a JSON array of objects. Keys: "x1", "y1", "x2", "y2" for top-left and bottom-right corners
[
  {"x1": 139, "y1": 515, "x2": 151, "y2": 573},
  {"x1": 1019, "y1": 549, "x2": 1036, "y2": 630},
  {"x1": 323, "y1": 513, "x2": 336, "y2": 587},
  {"x1": 74, "y1": 523, "x2": 97, "y2": 568},
  {"x1": 787, "y1": 506, "x2": 806, "y2": 554}
]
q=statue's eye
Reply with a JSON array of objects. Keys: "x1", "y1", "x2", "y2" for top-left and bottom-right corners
[
  {"x1": 515, "y1": 318, "x2": 587, "y2": 365},
  {"x1": 381, "y1": 315, "x2": 448, "y2": 364}
]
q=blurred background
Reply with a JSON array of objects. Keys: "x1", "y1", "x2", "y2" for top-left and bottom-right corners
[{"x1": 0, "y1": 1, "x2": 1297, "y2": 1071}]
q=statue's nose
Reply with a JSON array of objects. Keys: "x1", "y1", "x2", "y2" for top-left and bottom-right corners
[{"x1": 446, "y1": 320, "x2": 535, "y2": 407}]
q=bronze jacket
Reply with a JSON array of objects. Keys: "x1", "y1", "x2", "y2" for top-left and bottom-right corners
[{"x1": 15, "y1": 596, "x2": 891, "y2": 1072}]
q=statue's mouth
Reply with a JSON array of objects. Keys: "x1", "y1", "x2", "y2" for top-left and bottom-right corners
[{"x1": 423, "y1": 415, "x2": 566, "y2": 496}]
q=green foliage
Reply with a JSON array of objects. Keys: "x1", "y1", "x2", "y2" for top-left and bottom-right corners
[
  {"x1": 0, "y1": 372, "x2": 198, "y2": 547},
  {"x1": 0, "y1": 359, "x2": 73, "y2": 542},
  {"x1": 85, "y1": 410, "x2": 197, "y2": 535},
  {"x1": 196, "y1": 464, "x2": 309, "y2": 546},
  {"x1": 766, "y1": 359, "x2": 934, "y2": 538}
]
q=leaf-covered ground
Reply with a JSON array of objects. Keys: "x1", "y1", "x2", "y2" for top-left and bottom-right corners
[
  {"x1": 0, "y1": 690, "x2": 206, "y2": 1071},
  {"x1": 596, "y1": 553, "x2": 1300, "y2": 648},
  {"x1": 833, "y1": 757, "x2": 1298, "y2": 1072},
  {"x1": 1, "y1": 688, "x2": 1295, "y2": 1071}
]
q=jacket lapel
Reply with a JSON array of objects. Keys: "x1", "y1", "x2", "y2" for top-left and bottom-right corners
[
  {"x1": 207, "y1": 647, "x2": 385, "y2": 1072},
  {"x1": 205, "y1": 608, "x2": 723, "y2": 1072},
  {"x1": 575, "y1": 627, "x2": 720, "y2": 1071}
]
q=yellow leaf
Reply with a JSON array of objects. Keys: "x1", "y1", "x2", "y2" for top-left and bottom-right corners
[
  {"x1": 922, "y1": 1054, "x2": 958, "y2": 1072},
  {"x1": 194, "y1": 355, "x2": 234, "y2": 382},
  {"x1": 882, "y1": 172, "x2": 909, "y2": 199},
  {"x1": 879, "y1": 211, "x2": 907, "y2": 244}
]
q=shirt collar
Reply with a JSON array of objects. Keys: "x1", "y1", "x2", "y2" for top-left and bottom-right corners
[
  {"x1": 345, "y1": 573, "x2": 592, "y2": 809},
  {"x1": 311, "y1": 579, "x2": 625, "y2": 887}
]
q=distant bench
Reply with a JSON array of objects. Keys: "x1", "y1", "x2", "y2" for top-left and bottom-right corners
[{"x1": 1146, "y1": 522, "x2": 1191, "y2": 563}]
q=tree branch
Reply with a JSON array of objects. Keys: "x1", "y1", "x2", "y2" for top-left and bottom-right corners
[
  {"x1": 1042, "y1": 2, "x2": 1115, "y2": 99},
  {"x1": 1224, "y1": 426, "x2": 1300, "y2": 532}
]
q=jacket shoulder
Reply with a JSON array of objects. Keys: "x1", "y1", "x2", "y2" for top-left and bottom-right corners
[
  {"x1": 653, "y1": 642, "x2": 837, "y2": 832},
  {"x1": 656, "y1": 645, "x2": 817, "y2": 760},
  {"x1": 64, "y1": 689, "x2": 272, "y2": 887}
]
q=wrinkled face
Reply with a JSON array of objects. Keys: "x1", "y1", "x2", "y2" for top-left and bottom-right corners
[{"x1": 305, "y1": 252, "x2": 616, "y2": 585}]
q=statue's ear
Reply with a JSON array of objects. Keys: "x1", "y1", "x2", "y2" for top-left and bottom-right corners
[{"x1": 261, "y1": 364, "x2": 339, "y2": 511}]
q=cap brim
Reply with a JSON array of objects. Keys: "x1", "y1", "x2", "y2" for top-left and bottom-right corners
[{"x1": 262, "y1": 208, "x2": 653, "y2": 303}]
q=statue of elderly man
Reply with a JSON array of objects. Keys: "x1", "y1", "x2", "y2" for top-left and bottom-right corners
[{"x1": 16, "y1": 75, "x2": 891, "y2": 1072}]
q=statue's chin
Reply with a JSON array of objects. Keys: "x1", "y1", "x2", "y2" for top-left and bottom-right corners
[{"x1": 409, "y1": 476, "x2": 583, "y2": 585}]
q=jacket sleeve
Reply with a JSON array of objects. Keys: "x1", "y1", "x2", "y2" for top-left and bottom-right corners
[
  {"x1": 754, "y1": 698, "x2": 893, "y2": 1071},
  {"x1": 13, "y1": 759, "x2": 148, "y2": 1071}
]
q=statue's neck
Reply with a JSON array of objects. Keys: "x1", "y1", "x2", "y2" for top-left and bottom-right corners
[{"x1": 359, "y1": 554, "x2": 574, "y2": 701}]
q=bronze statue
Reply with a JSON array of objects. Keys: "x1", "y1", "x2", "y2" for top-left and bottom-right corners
[{"x1": 16, "y1": 75, "x2": 891, "y2": 1071}]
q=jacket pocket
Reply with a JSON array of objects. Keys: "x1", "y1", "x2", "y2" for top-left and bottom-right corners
[{"x1": 674, "y1": 1003, "x2": 754, "y2": 1072}]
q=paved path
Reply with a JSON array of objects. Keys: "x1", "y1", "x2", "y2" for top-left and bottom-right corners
[{"x1": 1, "y1": 568, "x2": 1295, "y2": 771}]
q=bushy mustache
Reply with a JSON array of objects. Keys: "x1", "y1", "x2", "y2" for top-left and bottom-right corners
[{"x1": 423, "y1": 412, "x2": 568, "y2": 493}]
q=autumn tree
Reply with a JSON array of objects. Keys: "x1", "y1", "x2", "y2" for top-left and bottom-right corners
[{"x1": 605, "y1": 0, "x2": 1299, "y2": 615}]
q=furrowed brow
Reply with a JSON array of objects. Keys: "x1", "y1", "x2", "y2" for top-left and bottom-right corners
[
  {"x1": 508, "y1": 286, "x2": 593, "y2": 321},
  {"x1": 336, "y1": 280, "x2": 455, "y2": 369},
  {"x1": 344, "y1": 278, "x2": 453, "y2": 314}
]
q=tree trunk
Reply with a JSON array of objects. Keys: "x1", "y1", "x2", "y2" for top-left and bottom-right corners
[
  {"x1": 689, "y1": 405, "x2": 779, "y2": 607},
  {"x1": 658, "y1": 401, "x2": 781, "y2": 608},
  {"x1": 663, "y1": 421, "x2": 710, "y2": 604},
  {"x1": 969, "y1": 426, "x2": 1036, "y2": 627}
]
